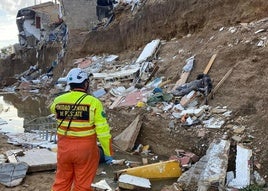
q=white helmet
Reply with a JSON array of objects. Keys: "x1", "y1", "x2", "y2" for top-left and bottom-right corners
[{"x1": 66, "y1": 68, "x2": 88, "y2": 85}]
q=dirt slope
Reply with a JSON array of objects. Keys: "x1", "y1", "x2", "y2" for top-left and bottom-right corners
[
  {"x1": 76, "y1": 0, "x2": 268, "y2": 182},
  {"x1": 0, "y1": 0, "x2": 268, "y2": 190},
  {"x1": 30, "y1": 0, "x2": 268, "y2": 188}
]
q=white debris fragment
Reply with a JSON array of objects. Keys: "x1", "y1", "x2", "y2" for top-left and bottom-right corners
[
  {"x1": 0, "y1": 118, "x2": 8, "y2": 125},
  {"x1": 135, "y1": 39, "x2": 161, "y2": 64},
  {"x1": 105, "y1": 55, "x2": 118, "y2": 62},
  {"x1": 28, "y1": 89, "x2": 39, "y2": 93},
  {"x1": 255, "y1": 29, "x2": 266, "y2": 34},
  {"x1": 198, "y1": 139, "x2": 230, "y2": 190},
  {"x1": 257, "y1": 40, "x2": 265, "y2": 47},
  {"x1": 203, "y1": 117, "x2": 225, "y2": 129},
  {"x1": 92, "y1": 88, "x2": 106, "y2": 98},
  {"x1": 91, "y1": 179, "x2": 112, "y2": 191},
  {"x1": 119, "y1": 174, "x2": 151, "y2": 188},
  {"x1": 229, "y1": 27, "x2": 237, "y2": 33},
  {"x1": 228, "y1": 145, "x2": 252, "y2": 189}
]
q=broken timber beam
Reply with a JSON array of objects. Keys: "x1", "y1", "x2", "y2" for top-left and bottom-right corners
[
  {"x1": 211, "y1": 62, "x2": 239, "y2": 96},
  {"x1": 203, "y1": 62, "x2": 239, "y2": 105},
  {"x1": 203, "y1": 54, "x2": 217, "y2": 75}
]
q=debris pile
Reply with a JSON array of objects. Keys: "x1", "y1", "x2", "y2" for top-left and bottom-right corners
[{"x1": 1, "y1": 10, "x2": 268, "y2": 190}]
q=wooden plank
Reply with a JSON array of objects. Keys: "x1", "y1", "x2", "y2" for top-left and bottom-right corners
[
  {"x1": 113, "y1": 115, "x2": 142, "y2": 151},
  {"x1": 203, "y1": 54, "x2": 217, "y2": 74},
  {"x1": 211, "y1": 62, "x2": 239, "y2": 96},
  {"x1": 203, "y1": 62, "x2": 239, "y2": 105},
  {"x1": 16, "y1": 148, "x2": 57, "y2": 173},
  {"x1": 159, "y1": 79, "x2": 171, "y2": 88},
  {"x1": 172, "y1": 71, "x2": 190, "y2": 91}
]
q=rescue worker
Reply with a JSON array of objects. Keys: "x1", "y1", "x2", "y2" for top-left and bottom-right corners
[{"x1": 50, "y1": 68, "x2": 114, "y2": 191}]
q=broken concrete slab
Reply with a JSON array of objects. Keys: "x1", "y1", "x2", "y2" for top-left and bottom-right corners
[
  {"x1": 92, "y1": 67, "x2": 139, "y2": 81},
  {"x1": 118, "y1": 174, "x2": 151, "y2": 190},
  {"x1": 6, "y1": 148, "x2": 57, "y2": 173},
  {"x1": 113, "y1": 115, "x2": 142, "y2": 151},
  {"x1": 0, "y1": 154, "x2": 7, "y2": 163},
  {"x1": 6, "y1": 132, "x2": 51, "y2": 146},
  {"x1": 177, "y1": 139, "x2": 230, "y2": 191},
  {"x1": 228, "y1": 144, "x2": 252, "y2": 189},
  {"x1": 0, "y1": 162, "x2": 28, "y2": 187},
  {"x1": 197, "y1": 139, "x2": 230, "y2": 191}
]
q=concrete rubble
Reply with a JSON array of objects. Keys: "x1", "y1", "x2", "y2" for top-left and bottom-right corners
[
  {"x1": 0, "y1": 162, "x2": 28, "y2": 187},
  {"x1": 227, "y1": 144, "x2": 252, "y2": 189},
  {"x1": 175, "y1": 139, "x2": 230, "y2": 191},
  {"x1": 6, "y1": 148, "x2": 57, "y2": 173}
]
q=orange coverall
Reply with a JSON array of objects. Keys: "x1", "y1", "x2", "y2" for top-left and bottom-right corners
[{"x1": 50, "y1": 90, "x2": 113, "y2": 191}]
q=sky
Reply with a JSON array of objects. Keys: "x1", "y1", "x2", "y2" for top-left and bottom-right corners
[{"x1": 0, "y1": 0, "x2": 52, "y2": 49}]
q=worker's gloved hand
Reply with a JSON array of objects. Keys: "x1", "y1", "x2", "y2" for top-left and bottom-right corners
[{"x1": 104, "y1": 155, "x2": 114, "y2": 165}]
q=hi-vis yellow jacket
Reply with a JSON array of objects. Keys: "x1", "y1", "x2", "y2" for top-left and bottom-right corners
[{"x1": 50, "y1": 90, "x2": 113, "y2": 156}]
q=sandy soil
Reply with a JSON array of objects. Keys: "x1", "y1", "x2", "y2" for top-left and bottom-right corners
[{"x1": 1, "y1": 0, "x2": 268, "y2": 190}]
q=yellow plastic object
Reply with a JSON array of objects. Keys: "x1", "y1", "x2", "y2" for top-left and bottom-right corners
[
  {"x1": 136, "y1": 101, "x2": 145, "y2": 107},
  {"x1": 120, "y1": 160, "x2": 182, "y2": 179}
]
